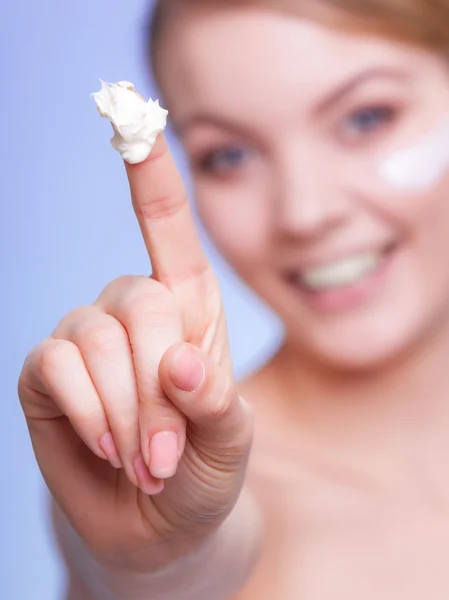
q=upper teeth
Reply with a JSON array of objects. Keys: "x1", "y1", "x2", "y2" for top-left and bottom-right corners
[{"x1": 300, "y1": 253, "x2": 380, "y2": 291}]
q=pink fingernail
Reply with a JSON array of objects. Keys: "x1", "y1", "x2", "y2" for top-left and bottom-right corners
[
  {"x1": 149, "y1": 431, "x2": 179, "y2": 479},
  {"x1": 134, "y1": 455, "x2": 164, "y2": 495},
  {"x1": 170, "y1": 345, "x2": 205, "y2": 392},
  {"x1": 99, "y1": 432, "x2": 122, "y2": 469}
]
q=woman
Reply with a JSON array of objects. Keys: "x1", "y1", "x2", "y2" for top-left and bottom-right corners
[{"x1": 18, "y1": 0, "x2": 449, "y2": 598}]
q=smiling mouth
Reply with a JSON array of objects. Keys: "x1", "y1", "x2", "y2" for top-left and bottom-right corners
[{"x1": 285, "y1": 242, "x2": 398, "y2": 294}]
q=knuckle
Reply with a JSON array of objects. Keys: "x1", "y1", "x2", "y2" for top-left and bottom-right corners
[
  {"x1": 53, "y1": 305, "x2": 94, "y2": 337},
  {"x1": 75, "y1": 401, "x2": 104, "y2": 424},
  {"x1": 144, "y1": 392, "x2": 172, "y2": 411},
  {"x1": 102, "y1": 274, "x2": 142, "y2": 297},
  {"x1": 18, "y1": 345, "x2": 42, "y2": 399},
  {"x1": 38, "y1": 339, "x2": 76, "y2": 382},
  {"x1": 143, "y1": 394, "x2": 184, "y2": 425},
  {"x1": 138, "y1": 189, "x2": 185, "y2": 221},
  {"x1": 80, "y1": 320, "x2": 125, "y2": 354},
  {"x1": 98, "y1": 275, "x2": 178, "y2": 329},
  {"x1": 207, "y1": 375, "x2": 234, "y2": 419},
  {"x1": 67, "y1": 307, "x2": 125, "y2": 353},
  {"x1": 121, "y1": 278, "x2": 177, "y2": 325}
]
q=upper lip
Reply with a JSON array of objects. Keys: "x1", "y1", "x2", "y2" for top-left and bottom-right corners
[{"x1": 282, "y1": 241, "x2": 396, "y2": 274}]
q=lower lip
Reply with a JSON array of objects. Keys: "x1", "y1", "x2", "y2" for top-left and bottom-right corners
[{"x1": 290, "y1": 248, "x2": 397, "y2": 312}]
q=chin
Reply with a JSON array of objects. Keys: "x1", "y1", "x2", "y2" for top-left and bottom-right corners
[
  {"x1": 286, "y1": 303, "x2": 441, "y2": 375},
  {"x1": 307, "y1": 335, "x2": 410, "y2": 373}
]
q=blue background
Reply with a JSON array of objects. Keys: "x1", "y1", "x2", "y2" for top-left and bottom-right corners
[{"x1": 3, "y1": 1, "x2": 281, "y2": 597}]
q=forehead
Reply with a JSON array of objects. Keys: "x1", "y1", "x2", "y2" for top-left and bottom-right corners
[{"x1": 158, "y1": 8, "x2": 431, "y2": 121}]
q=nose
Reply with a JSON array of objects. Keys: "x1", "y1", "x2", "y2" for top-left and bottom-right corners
[{"x1": 275, "y1": 145, "x2": 351, "y2": 241}]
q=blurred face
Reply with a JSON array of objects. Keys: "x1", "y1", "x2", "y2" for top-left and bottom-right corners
[{"x1": 157, "y1": 8, "x2": 449, "y2": 370}]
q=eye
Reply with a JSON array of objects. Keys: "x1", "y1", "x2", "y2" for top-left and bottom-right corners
[
  {"x1": 339, "y1": 105, "x2": 397, "y2": 142},
  {"x1": 197, "y1": 145, "x2": 251, "y2": 176}
]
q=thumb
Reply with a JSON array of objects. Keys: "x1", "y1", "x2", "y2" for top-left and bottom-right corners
[{"x1": 159, "y1": 343, "x2": 254, "y2": 459}]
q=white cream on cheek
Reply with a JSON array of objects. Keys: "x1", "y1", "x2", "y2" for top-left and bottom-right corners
[
  {"x1": 379, "y1": 118, "x2": 449, "y2": 192},
  {"x1": 91, "y1": 80, "x2": 168, "y2": 164}
]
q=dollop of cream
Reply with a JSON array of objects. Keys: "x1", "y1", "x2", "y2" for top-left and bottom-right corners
[
  {"x1": 379, "y1": 118, "x2": 449, "y2": 192},
  {"x1": 91, "y1": 80, "x2": 168, "y2": 164}
]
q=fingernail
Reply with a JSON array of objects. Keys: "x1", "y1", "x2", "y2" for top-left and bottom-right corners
[
  {"x1": 99, "y1": 432, "x2": 122, "y2": 469},
  {"x1": 150, "y1": 431, "x2": 179, "y2": 479},
  {"x1": 170, "y1": 345, "x2": 205, "y2": 392},
  {"x1": 134, "y1": 455, "x2": 164, "y2": 495}
]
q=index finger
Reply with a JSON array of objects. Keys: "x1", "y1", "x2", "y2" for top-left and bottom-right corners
[{"x1": 125, "y1": 134, "x2": 210, "y2": 288}]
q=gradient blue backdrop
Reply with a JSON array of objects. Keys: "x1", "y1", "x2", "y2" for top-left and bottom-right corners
[{"x1": 3, "y1": 1, "x2": 282, "y2": 597}]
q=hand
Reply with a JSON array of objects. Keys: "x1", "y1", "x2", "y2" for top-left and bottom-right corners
[{"x1": 18, "y1": 135, "x2": 254, "y2": 571}]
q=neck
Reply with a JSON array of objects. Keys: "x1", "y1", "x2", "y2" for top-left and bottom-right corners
[{"x1": 269, "y1": 316, "x2": 449, "y2": 484}]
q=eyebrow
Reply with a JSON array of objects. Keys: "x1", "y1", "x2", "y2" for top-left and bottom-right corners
[
  {"x1": 173, "y1": 113, "x2": 252, "y2": 138},
  {"x1": 313, "y1": 66, "x2": 411, "y2": 116},
  {"x1": 173, "y1": 65, "x2": 411, "y2": 135}
]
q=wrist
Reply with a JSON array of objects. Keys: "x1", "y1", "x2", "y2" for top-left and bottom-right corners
[{"x1": 54, "y1": 489, "x2": 262, "y2": 600}]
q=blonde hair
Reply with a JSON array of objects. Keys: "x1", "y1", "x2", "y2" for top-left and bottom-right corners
[{"x1": 148, "y1": 0, "x2": 449, "y2": 79}]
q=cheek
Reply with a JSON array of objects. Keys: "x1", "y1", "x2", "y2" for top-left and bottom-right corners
[
  {"x1": 341, "y1": 115, "x2": 449, "y2": 225},
  {"x1": 342, "y1": 139, "x2": 449, "y2": 311},
  {"x1": 195, "y1": 185, "x2": 271, "y2": 269},
  {"x1": 380, "y1": 118, "x2": 449, "y2": 193},
  {"x1": 343, "y1": 138, "x2": 449, "y2": 232},
  {"x1": 413, "y1": 182, "x2": 449, "y2": 281},
  {"x1": 365, "y1": 174, "x2": 449, "y2": 228},
  {"x1": 363, "y1": 175, "x2": 449, "y2": 322}
]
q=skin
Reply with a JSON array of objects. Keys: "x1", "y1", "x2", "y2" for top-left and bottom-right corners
[
  {"x1": 17, "y1": 6, "x2": 449, "y2": 600},
  {"x1": 19, "y1": 135, "x2": 255, "y2": 576},
  {"x1": 155, "y1": 7, "x2": 449, "y2": 598}
]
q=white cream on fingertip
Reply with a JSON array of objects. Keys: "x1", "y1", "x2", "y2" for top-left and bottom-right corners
[
  {"x1": 379, "y1": 118, "x2": 449, "y2": 192},
  {"x1": 91, "y1": 80, "x2": 168, "y2": 164}
]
